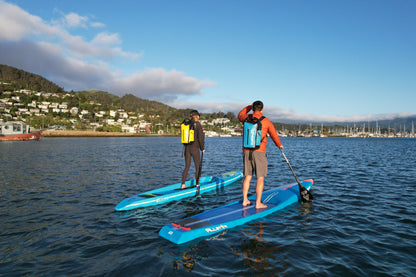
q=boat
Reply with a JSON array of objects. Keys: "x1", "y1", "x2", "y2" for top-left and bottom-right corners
[
  {"x1": 0, "y1": 121, "x2": 43, "y2": 141},
  {"x1": 115, "y1": 171, "x2": 243, "y2": 211},
  {"x1": 159, "y1": 179, "x2": 313, "y2": 244}
]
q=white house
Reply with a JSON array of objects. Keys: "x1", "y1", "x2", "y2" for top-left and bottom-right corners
[
  {"x1": 38, "y1": 104, "x2": 49, "y2": 110},
  {"x1": 119, "y1": 111, "x2": 128, "y2": 118},
  {"x1": 104, "y1": 119, "x2": 116, "y2": 125},
  {"x1": 50, "y1": 103, "x2": 59, "y2": 109},
  {"x1": 212, "y1": 118, "x2": 230, "y2": 124},
  {"x1": 70, "y1": 107, "x2": 79, "y2": 115},
  {"x1": 122, "y1": 125, "x2": 136, "y2": 133}
]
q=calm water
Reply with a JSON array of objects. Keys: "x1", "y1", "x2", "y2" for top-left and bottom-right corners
[{"x1": 1, "y1": 137, "x2": 415, "y2": 276}]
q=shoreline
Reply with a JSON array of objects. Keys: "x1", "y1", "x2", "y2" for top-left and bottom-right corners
[
  {"x1": 42, "y1": 130, "x2": 176, "y2": 137},
  {"x1": 41, "y1": 130, "x2": 415, "y2": 139}
]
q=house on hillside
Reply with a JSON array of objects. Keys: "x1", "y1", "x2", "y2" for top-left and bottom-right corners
[
  {"x1": 122, "y1": 125, "x2": 136, "y2": 133},
  {"x1": 70, "y1": 107, "x2": 79, "y2": 115}
]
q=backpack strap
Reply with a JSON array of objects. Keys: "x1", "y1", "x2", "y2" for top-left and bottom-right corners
[
  {"x1": 258, "y1": 116, "x2": 266, "y2": 144},
  {"x1": 245, "y1": 114, "x2": 265, "y2": 123},
  {"x1": 245, "y1": 114, "x2": 253, "y2": 122}
]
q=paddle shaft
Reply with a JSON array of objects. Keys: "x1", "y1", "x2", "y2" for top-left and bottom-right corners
[
  {"x1": 196, "y1": 151, "x2": 204, "y2": 195},
  {"x1": 281, "y1": 150, "x2": 302, "y2": 186},
  {"x1": 280, "y1": 149, "x2": 313, "y2": 202}
]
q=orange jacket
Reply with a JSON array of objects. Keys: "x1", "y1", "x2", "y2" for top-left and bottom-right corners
[{"x1": 238, "y1": 105, "x2": 282, "y2": 153}]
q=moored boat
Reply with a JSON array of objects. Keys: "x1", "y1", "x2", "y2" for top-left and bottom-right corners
[{"x1": 0, "y1": 121, "x2": 43, "y2": 141}]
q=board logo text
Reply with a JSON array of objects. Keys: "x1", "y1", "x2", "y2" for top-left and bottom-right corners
[{"x1": 205, "y1": 224, "x2": 228, "y2": 233}]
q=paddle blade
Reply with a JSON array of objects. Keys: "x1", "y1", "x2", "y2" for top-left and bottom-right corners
[
  {"x1": 196, "y1": 185, "x2": 200, "y2": 197},
  {"x1": 299, "y1": 185, "x2": 313, "y2": 202}
]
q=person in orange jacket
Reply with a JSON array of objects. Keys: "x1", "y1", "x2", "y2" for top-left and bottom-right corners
[{"x1": 238, "y1": 100, "x2": 283, "y2": 209}]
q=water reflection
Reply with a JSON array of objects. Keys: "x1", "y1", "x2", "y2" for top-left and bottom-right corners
[
  {"x1": 230, "y1": 222, "x2": 280, "y2": 272},
  {"x1": 172, "y1": 244, "x2": 207, "y2": 272},
  {"x1": 171, "y1": 230, "x2": 229, "y2": 272}
]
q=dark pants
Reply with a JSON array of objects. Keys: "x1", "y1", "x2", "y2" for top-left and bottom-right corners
[{"x1": 182, "y1": 146, "x2": 201, "y2": 184}]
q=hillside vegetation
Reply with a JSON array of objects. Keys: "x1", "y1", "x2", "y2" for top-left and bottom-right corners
[{"x1": 0, "y1": 64, "x2": 64, "y2": 94}]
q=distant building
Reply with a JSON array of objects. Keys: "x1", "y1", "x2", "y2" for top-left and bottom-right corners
[
  {"x1": 212, "y1": 118, "x2": 230, "y2": 124},
  {"x1": 122, "y1": 125, "x2": 136, "y2": 133},
  {"x1": 70, "y1": 107, "x2": 79, "y2": 115}
]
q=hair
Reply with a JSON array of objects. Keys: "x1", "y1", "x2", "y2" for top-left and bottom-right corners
[
  {"x1": 252, "y1": 101, "x2": 264, "y2": 111},
  {"x1": 190, "y1": 110, "x2": 200, "y2": 117}
]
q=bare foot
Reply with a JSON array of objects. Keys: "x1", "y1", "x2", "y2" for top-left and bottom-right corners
[
  {"x1": 180, "y1": 184, "x2": 187, "y2": 189},
  {"x1": 242, "y1": 200, "x2": 252, "y2": 207},
  {"x1": 255, "y1": 202, "x2": 267, "y2": 209}
]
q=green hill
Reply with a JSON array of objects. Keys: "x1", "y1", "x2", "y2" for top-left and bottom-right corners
[
  {"x1": 0, "y1": 64, "x2": 190, "y2": 118},
  {"x1": 0, "y1": 64, "x2": 64, "y2": 94},
  {"x1": 119, "y1": 94, "x2": 176, "y2": 114},
  {"x1": 74, "y1": 90, "x2": 120, "y2": 106}
]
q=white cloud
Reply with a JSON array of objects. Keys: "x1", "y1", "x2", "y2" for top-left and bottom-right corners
[
  {"x1": 0, "y1": 1, "x2": 212, "y2": 101},
  {"x1": 0, "y1": 1, "x2": 58, "y2": 40},
  {"x1": 53, "y1": 9, "x2": 105, "y2": 29},
  {"x1": 0, "y1": 1, "x2": 128, "y2": 60},
  {"x1": 90, "y1": 21, "x2": 106, "y2": 28},
  {"x1": 0, "y1": 40, "x2": 215, "y2": 101},
  {"x1": 92, "y1": 32, "x2": 121, "y2": 46},
  {"x1": 265, "y1": 106, "x2": 416, "y2": 123},
  {"x1": 63, "y1": 12, "x2": 89, "y2": 28},
  {"x1": 167, "y1": 100, "x2": 415, "y2": 123},
  {"x1": 0, "y1": 40, "x2": 113, "y2": 88},
  {"x1": 110, "y1": 68, "x2": 217, "y2": 101}
]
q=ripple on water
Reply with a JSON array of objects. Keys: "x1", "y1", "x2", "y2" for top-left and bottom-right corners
[{"x1": 1, "y1": 137, "x2": 416, "y2": 276}]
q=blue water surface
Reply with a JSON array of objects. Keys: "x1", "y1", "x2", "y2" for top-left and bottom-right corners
[{"x1": 0, "y1": 137, "x2": 415, "y2": 276}]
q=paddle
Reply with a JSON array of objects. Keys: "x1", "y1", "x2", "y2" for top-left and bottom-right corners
[
  {"x1": 280, "y1": 149, "x2": 313, "y2": 202},
  {"x1": 196, "y1": 151, "x2": 204, "y2": 196}
]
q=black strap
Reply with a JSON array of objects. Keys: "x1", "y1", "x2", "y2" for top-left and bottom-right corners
[
  {"x1": 246, "y1": 114, "x2": 265, "y2": 123},
  {"x1": 249, "y1": 149, "x2": 253, "y2": 160}
]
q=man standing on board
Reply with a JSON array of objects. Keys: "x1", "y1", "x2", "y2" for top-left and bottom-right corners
[
  {"x1": 181, "y1": 110, "x2": 205, "y2": 189},
  {"x1": 238, "y1": 101, "x2": 283, "y2": 209}
]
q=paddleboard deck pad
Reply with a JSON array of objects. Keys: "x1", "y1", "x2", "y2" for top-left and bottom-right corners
[
  {"x1": 159, "y1": 179, "x2": 313, "y2": 244},
  {"x1": 115, "y1": 171, "x2": 243, "y2": 211}
]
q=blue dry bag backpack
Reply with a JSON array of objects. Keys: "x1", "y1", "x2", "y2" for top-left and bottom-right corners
[{"x1": 243, "y1": 115, "x2": 265, "y2": 149}]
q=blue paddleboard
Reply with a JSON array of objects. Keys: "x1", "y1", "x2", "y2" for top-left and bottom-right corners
[
  {"x1": 115, "y1": 171, "x2": 243, "y2": 211},
  {"x1": 159, "y1": 179, "x2": 313, "y2": 244}
]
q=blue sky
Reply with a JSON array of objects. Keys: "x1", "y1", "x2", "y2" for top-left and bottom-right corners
[{"x1": 1, "y1": 0, "x2": 415, "y2": 122}]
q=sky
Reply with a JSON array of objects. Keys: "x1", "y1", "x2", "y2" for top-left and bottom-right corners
[{"x1": 0, "y1": 0, "x2": 415, "y2": 123}]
